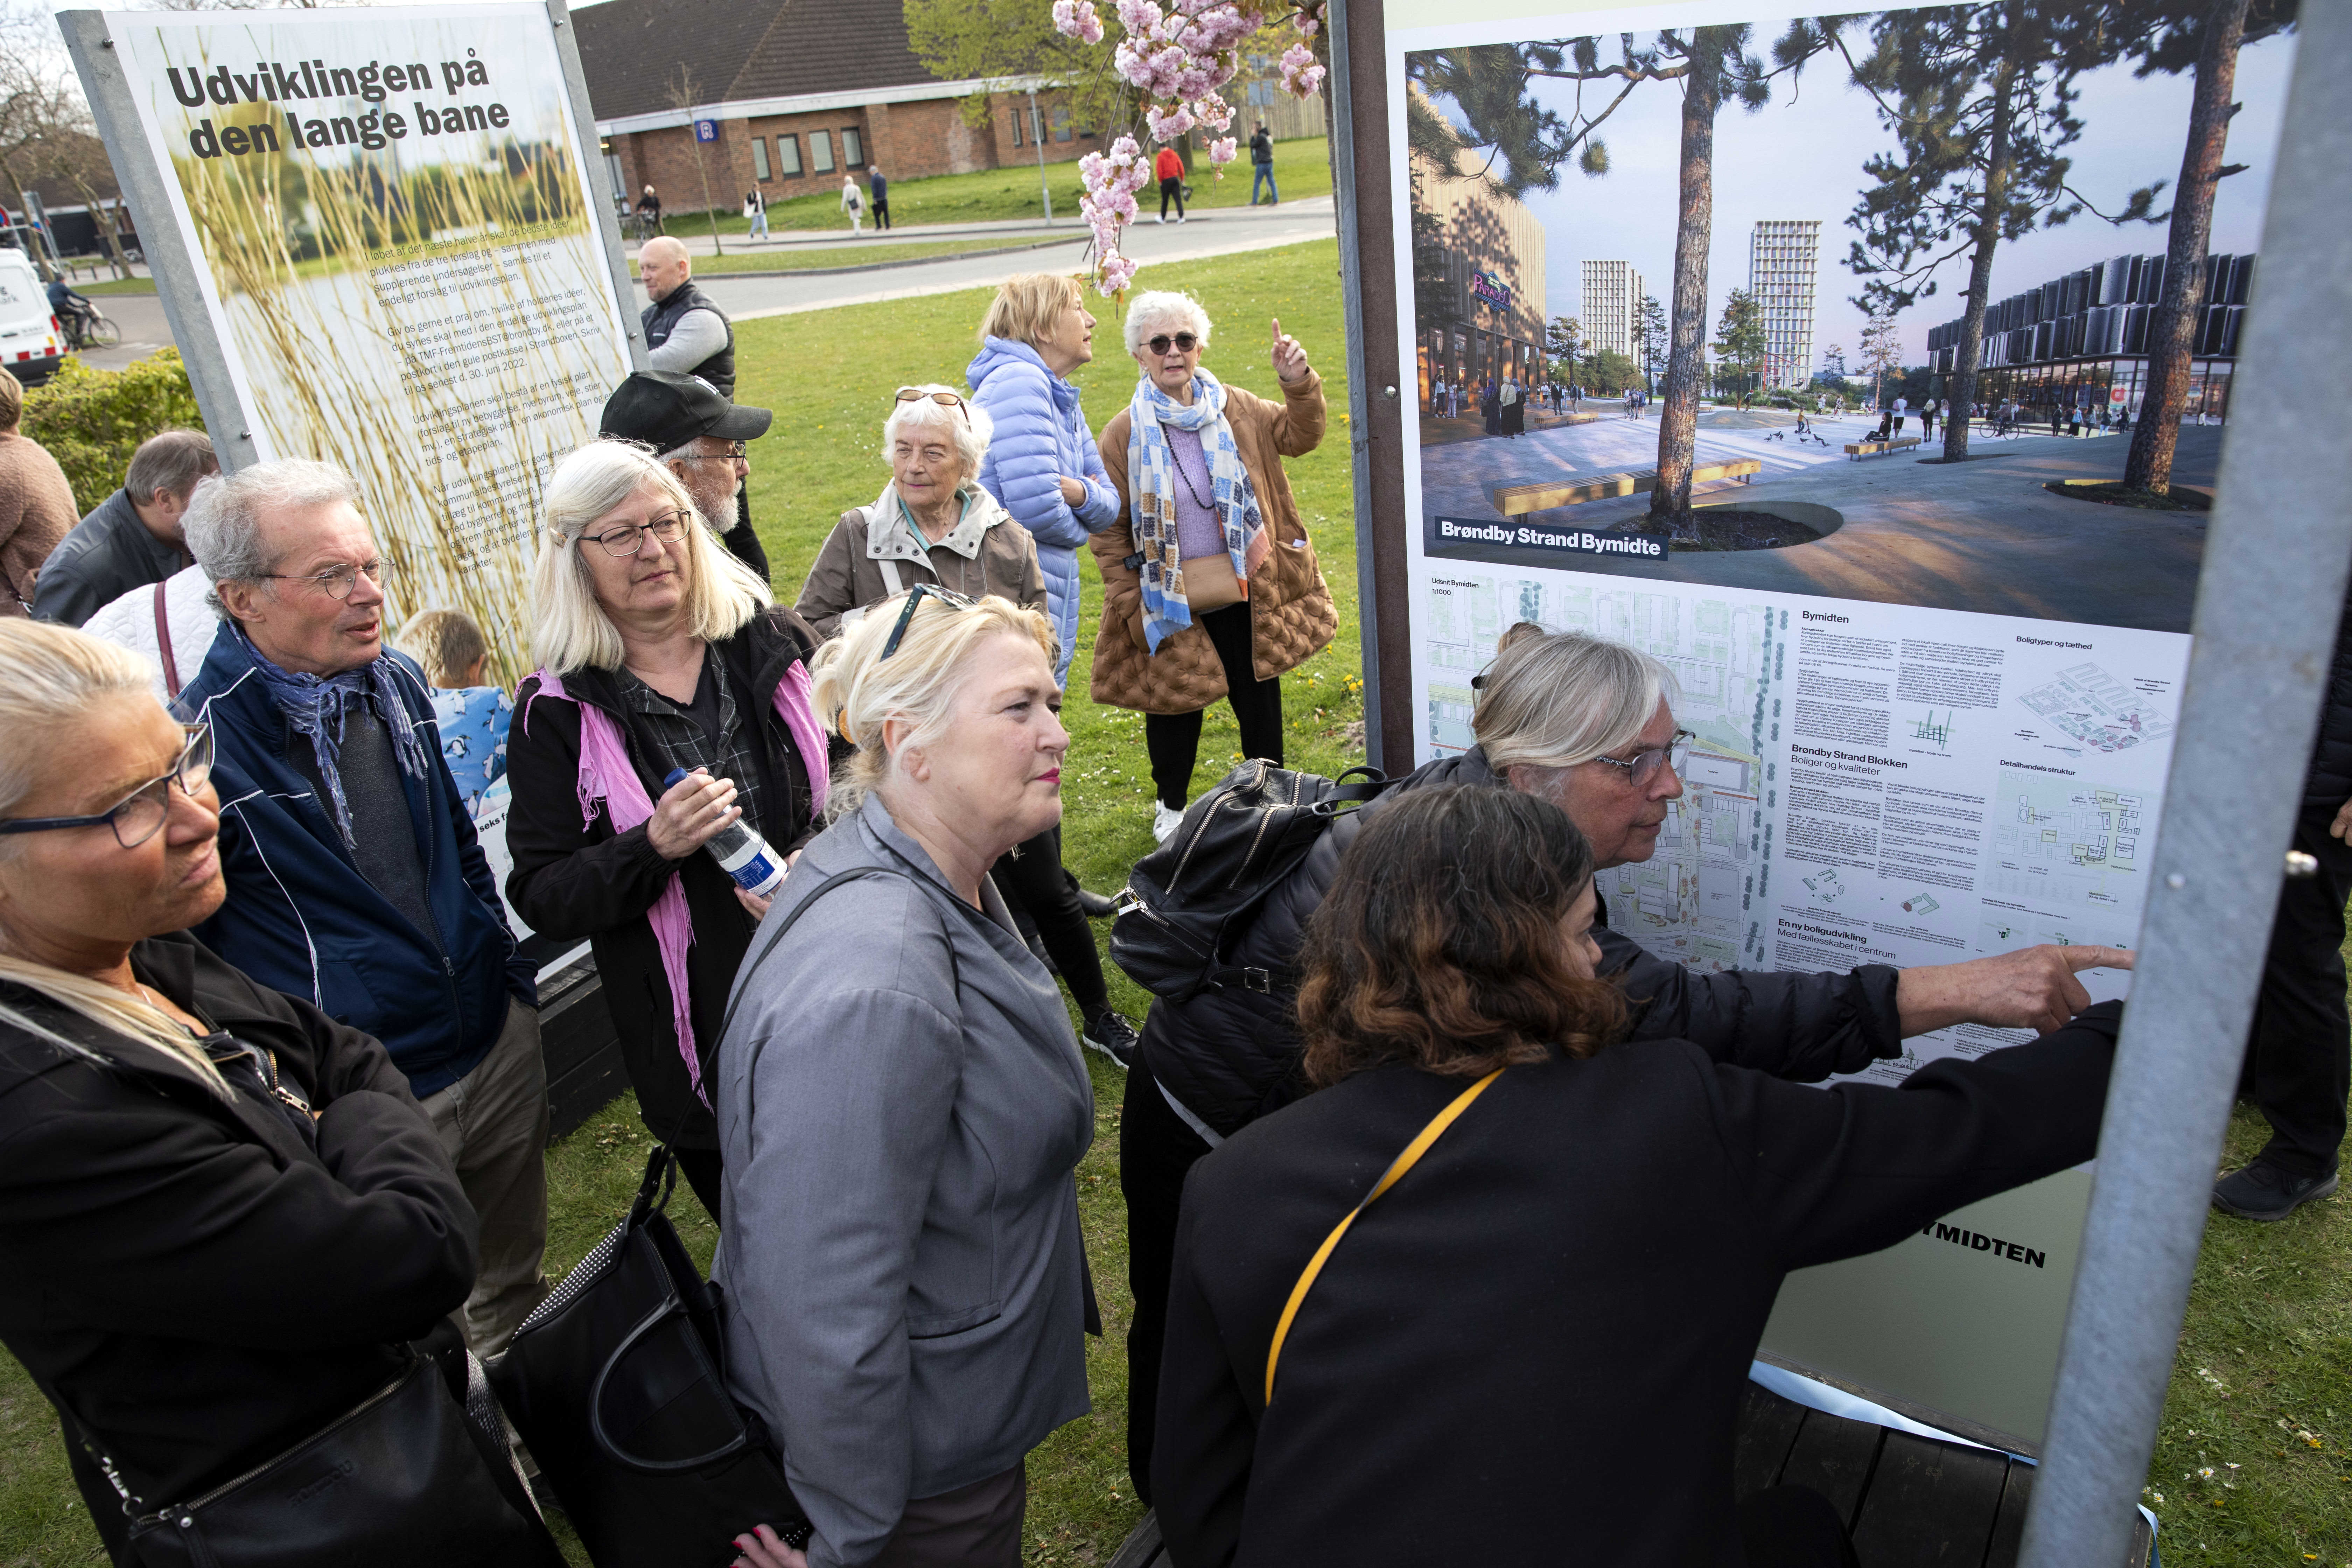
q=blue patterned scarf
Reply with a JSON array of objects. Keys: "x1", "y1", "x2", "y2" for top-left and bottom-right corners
[
  {"x1": 231, "y1": 622, "x2": 431, "y2": 842},
  {"x1": 1126, "y1": 367, "x2": 1270, "y2": 653}
]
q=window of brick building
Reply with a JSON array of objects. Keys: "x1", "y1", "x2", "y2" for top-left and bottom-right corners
[
  {"x1": 1010, "y1": 107, "x2": 1024, "y2": 147},
  {"x1": 751, "y1": 137, "x2": 771, "y2": 181},
  {"x1": 842, "y1": 127, "x2": 863, "y2": 167},
  {"x1": 1051, "y1": 106, "x2": 1071, "y2": 142},
  {"x1": 812, "y1": 129, "x2": 834, "y2": 173},
  {"x1": 776, "y1": 134, "x2": 802, "y2": 176}
]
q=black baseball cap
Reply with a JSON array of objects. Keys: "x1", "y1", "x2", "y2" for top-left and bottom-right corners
[{"x1": 600, "y1": 371, "x2": 772, "y2": 453}]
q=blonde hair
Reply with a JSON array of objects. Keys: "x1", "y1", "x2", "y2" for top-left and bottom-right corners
[
  {"x1": 1472, "y1": 625, "x2": 1677, "y2": 778},
  {"x1": 0, "y1": 621, "x2": 228, "y2": 1096},
  {"x1": 530, "y1": 441, "x2": 771, "y2": 675},
  {"x1": 979, "y1": 272, "x2": 1083, "y2": 349},
  {"x1": 882, "y1": 385, "x2": 993, "y2": 478},
  {"x1": 396, "y1": 607, "x2": 491, "y2": 688},
  {"x1": 1124, "y1": 289, "x2": 1213, "y2": 357},
  {"x1": 810, "y1": 592, "x2": 1057, "y2": 819}
]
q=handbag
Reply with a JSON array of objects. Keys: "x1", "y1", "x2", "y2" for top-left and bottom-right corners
[
  {"x1": 74, "y1": 1343, "x2": 561, "y2": 1568},
  {"x1": 489, "y1": 1146, "x2": 814, "y2": 1566}
]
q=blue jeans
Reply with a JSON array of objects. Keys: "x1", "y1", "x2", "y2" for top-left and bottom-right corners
[{"x1": 1251, "y1": 163, "x2": 1277, "y2": 204}]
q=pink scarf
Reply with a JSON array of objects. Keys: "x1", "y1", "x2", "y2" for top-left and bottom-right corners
[{"x1": 524, "y1": 657, "x2": 830, "y2": 1103}]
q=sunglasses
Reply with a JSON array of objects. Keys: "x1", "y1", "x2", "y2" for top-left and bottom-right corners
[
  {"x1": 880, "y1": 582, "x2": 979, "y2": 661},
  {"x1": 896, "y1": 387, "x2": 971, "y2": 424},
  {"x1": 1146, "y1": 333, "x2": 1199, "y2": 355}
]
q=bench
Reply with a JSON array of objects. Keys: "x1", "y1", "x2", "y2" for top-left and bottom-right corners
[
  {"x1": 1844, "y1": 437, "x2": 1923, "y2": 460},
  {"x1": 1492, "y1": 459, "x2": 1762, "y2": 517}
]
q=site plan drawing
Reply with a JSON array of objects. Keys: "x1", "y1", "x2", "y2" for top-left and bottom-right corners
[{"x1": 2017, "y1": 663, "x2": 2175, "y2": 754}]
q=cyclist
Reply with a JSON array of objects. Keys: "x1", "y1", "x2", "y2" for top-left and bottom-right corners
[{"x1": 47, "y1": 277, "x2": 98, "y2": 345}]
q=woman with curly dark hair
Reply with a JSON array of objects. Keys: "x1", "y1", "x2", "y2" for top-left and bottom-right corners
[{"x1": 1152, "y1": 785, "x2": 2126, "y2": 1568}]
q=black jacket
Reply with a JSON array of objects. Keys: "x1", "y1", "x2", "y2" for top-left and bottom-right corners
[
  {"x1": 1137, "y1": 747, "x2": 1904, "y2": 1136},
  {"x1": 504, "y1": 608, "x2": 828, "y2": 1148},
  {"x1": 1156, "y1": 1001, "x2": 2122, "y2": 1567},
  {"x1": 0, "y1": 933, "x2": 476, "y2": 1564},
  {"x1": 640, "y1": 281, "x2": 736, "y2": 397},
  {"x1": 1249, "y1": 131, "x2": 1273, "y2": 165},
  {"x1": 31, "y1": 487, "x2": 186, "y2": 626},
  {"x1": 2305, "y1": 590, "x2": 2352, "y2": 808}
]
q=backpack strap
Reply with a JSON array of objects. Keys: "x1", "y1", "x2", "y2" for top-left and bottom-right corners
[
  {"x1": 153, "y1": 581, "x2": 182, "y2": 699},
  {"x1": 1263, "y1": 1067, "x2": 1504, "y2": 1405}
]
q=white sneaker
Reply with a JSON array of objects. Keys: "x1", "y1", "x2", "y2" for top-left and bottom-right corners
[
  {"x1": 1177, "y1": 215, "x2": 1187, "y2": 223},
  {"x1": 1153, "y1": 802, "x2": 1184, "y2": 844},
  {"x1": 1155, "y1": 214, "x2": 1166, "y2": 224}
]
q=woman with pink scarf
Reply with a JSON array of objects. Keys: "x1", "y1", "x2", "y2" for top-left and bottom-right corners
[{"x1": 506, "y1": 442, "x2": 832, "y2": 1217}]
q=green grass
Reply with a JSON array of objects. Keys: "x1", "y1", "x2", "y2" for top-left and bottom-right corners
[
  {"x1": 670, "y1": 236, "x2": 1069, "y2": 275},
  {"x1": 659, "y1": 135, "x2": 1329, "y2": 239},
  {"x1": 64, "y1": 277, "x2": 157, "y2": 297},
  {"x1": 4, "y1": 233, "x2": 2345, "y2": 1568}
]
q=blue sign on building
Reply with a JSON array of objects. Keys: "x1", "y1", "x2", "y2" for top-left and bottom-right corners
[{"x1": 694, "y1": 118, "x2": 719, "y2": 143}]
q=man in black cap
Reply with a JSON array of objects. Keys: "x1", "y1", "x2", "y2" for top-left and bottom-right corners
[{"x1": 600, "y1": 370, "x2": 771, "y2": 580}]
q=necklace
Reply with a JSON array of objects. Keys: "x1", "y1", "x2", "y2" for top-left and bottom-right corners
[{"x1": 1168, "y1": 433, "x2": 1213, "y2": 511}]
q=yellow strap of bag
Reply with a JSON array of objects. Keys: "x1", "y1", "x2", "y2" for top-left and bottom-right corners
[{"x1": 1263, "y1": 1068, "x2": 1505, "y2": 1405}]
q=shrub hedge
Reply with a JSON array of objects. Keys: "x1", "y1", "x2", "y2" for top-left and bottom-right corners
[{"x1": 19, "y1": 350, "x2": 206, "y2": 507}]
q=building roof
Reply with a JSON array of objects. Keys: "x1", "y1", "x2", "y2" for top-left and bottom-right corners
[{"x1": 573, "y1": 0, "x2": 996, "y2": 130}]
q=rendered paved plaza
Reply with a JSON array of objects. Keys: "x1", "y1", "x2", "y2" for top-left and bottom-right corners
[{"x1": 1416, "y1": 407, "x2": 2218, "y2": 634}]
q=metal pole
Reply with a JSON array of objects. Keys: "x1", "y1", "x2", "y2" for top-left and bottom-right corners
[
  {"x1": 2018, "y1": 6, "x2": 2352, "y2": 1563},
  {"x1": 545, "y1": 0, "x2": 648, "y2": 371},
  {"x1": 1327, "y1": 0, "x2": 1383, "y2": 774},
  {"x1": 1027, "y1": 89, "x2": 1051, "y2": 223}
]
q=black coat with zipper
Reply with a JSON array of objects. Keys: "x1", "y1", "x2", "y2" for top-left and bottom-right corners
[
  {"x1": 0, "y1": 932, "x2": 477, "y2": 1566},
  {"x1": 504, "y1": 608, "x2": 831, "y2": 1149}
]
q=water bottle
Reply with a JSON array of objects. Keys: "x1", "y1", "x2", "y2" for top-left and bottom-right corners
[{"x1": 664, "y1": 768, "x2": 787, "y2": 898}]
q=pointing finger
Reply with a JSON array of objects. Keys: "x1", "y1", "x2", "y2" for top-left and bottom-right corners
[
  {"x1": 2058, "y1": 944, "x2": 2134, "y2": 973},
  {"x1": 1271, "y1": 316, "x2": 1282, "y2": 345}
]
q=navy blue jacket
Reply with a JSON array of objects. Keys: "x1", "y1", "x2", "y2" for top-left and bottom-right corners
[{"x1": 179, "y1": 631, "x2": 534, "y2": 1097}]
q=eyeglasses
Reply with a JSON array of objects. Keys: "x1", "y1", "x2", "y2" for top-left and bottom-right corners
[
  {"x1": 896, "y1": 387, "x2": 971, "y2": 424},
  {"x1": 0, "y1": 724, "x2": 214, "y2": 849},
  {"x1": 1146, "y1": 333, "x2": 1199, "y2": 355},
  {"x1": 583, "y1": 511, "x2": 691, "y2": 558},
  {"x1": 676, "y1": 441, "x2": 748, "y2": 462},
  {"x1": 1588, "y1": 729, "x2": 1695, "y2": 791},
  {"x1": 255, "y1": 559, "x2": 383, "y2": 600},
  {"x1": 879, "y1": 583, "x2": 978, "y2": 661}
]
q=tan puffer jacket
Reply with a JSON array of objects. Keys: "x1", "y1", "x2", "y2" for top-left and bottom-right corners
[{"x1": 1088, "y1": 373, "x2": 1336, "y2": 715}]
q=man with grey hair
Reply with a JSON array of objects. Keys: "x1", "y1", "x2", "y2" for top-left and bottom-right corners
[
  {"x1": 175, "y1": 459, "x2": 550, "y2": 1355},
  {"x1": 600, "y1": 369, "x2": 771, "y2": 579},
  {"x1": 1112, "y1": 622, "x2": 2134, "y2": 1503},
  {"x1": 32, "y1": 429, "x2": 217, "y2": 625}
]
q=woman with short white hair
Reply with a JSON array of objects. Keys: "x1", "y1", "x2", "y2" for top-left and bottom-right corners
[
  {"x1": 715, "y1": 590, "x2": 1094, "y2": 1568},
  {"x1": 504, "y1": 441, "x2": 831, "y2": 1216},
  {"x1": 1089, "y1": 289, "x2": 1336, "y2": 843}
]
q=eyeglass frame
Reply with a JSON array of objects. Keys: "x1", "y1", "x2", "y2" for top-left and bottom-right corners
[
  {"x1": 1145, "y1": 333, "x2": 1200, "y2": 355},
  {"x1": 673, "y1": 440, "x2": 749, "y2": 462},
  {"x1": 879, "y1": 582, "x2": 979, "y2": 660},
  {"x1": 251, "y1": 559, "x2": 384, "y2": 601},
  {"x1": 895, "y1": 387, "x2": 971, "y2": 424},
  {"x1": 581, "y1": 510, "x2": 693, "y2": 558},
  {"x1": 0, "y1": 723, "x2": 215, "y2": 849},
  {"x1": 1586, "y1": 728, "x2": 1696, "y2": 791}
]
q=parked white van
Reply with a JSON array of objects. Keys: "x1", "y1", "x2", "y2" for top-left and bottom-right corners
[{"x1": 0, "y1": 248, "x2": 64, "y2": 385}]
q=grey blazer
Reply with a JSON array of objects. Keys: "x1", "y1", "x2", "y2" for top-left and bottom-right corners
[{"x1": 712, "y1": 794, "x2": 1094, "y2": 1568}]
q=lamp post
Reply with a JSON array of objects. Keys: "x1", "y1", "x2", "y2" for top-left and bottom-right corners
[{"x1": 1026, "y1": 87, "x2": 1051, "y2": 222}]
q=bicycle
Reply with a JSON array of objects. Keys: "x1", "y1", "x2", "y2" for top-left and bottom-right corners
[{"x1": 60, "y1": 306, "x2": 120, "y2": 351}]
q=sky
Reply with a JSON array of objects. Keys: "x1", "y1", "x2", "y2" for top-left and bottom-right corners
[{"x1": 1426, "y1": 23, "x2": 2296, "y2": 369}]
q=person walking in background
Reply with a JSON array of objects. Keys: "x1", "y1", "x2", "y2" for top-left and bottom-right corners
[
  {"x1": 1155, "y1": 143, "x2": 1187, "y2": 223},
  {"x1": 1429, "y1": 377, "x2": 1445, "y2": 418},
  {"x1": 1249, "y1": 122, "x2": 1277, "y2": 205},
  {"x1": 32, "y1": 430, "x2": 215, "y2": 626},
  {"x1": 505, "y1": 442, "x2": 830, "y2": 1222},
  {"x1": 1499, "y1": 371, "x2": 1524, "y2": 439},
  {"x1": 868, "y1": 165, "x2": 892, "y2": 230},
  {"x1": 0, "y1": 367, "x2": 76, "y2": 617},
  {"x1": 176, "y1": 460, "x2": 548, "y2": 1356},
  {"x1": 841, "y1": 174, "x2": 865, "y2": 234},
  {"x1": 1481, "y1": 376, "x2": 1500, "y2": 437},
  {"x1": 744, "y1": 188, "x2": 769, "y2": 241},
  {"x1": 636, "y1": 183, "x2": 663, "y2": 236},
  {"x1": 714, "y1": 592, "x2": 1096, "y2": 1568},
  {"x1": 1890, "y1": 393, "x2": 1907, "y2": 434},
  {"x1": 0, "y1": 621, "x2": 544, "y2": 1568},
  {"x1": 394, "y1": 607, "x2": 512, "y2": 815},
  {"x1": 1920, "y1": 396, "x2": 1938, "y2": 441},
  {"x1": 797, "y1": 386, "x2": 1138, "y2": 1068},
  {"x1": 2216, "y1": 592, "x2": 2352, "y2": 1221},
  {"x1": 1090, "y1": 292, "x2": 1335, "y2": 844},
  {"x1": 601, "y1": 369, "x2": 772, "y2": 582}
]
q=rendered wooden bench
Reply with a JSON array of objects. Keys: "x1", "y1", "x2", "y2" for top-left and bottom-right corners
[
  {"x1": 1492, "y1": 458, "x2": 1763, "y2": 517},
  {"x1": 1844, "y1": 436, "x2": 1924, "y2": 460}
]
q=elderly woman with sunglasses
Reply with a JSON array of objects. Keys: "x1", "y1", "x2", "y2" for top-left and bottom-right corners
[
  {"x1": 715, "y1": 589, "x2": 1095, "y2": 1568},
  {"x1": 505, "y1": 442, "x2": 833, "y2": 1219},
  {"x1": 0, "y1": 622, "x2": 532, "y2": 1565},
  {"x1": 1090, "y1": 291, "x2": 1337, "y2": 844}
]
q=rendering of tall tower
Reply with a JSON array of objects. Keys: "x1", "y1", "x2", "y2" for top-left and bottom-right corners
[
  {"x1": 1748, "y1": 220, "x2": 1821, "y2": 391},
  {"x1": 1581, "y1": 259, "x2": 1645, "y2": 361}
]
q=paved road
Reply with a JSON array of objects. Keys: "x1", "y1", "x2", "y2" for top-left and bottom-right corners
[{"x1": 74, "y1": 292, "x2": 175, "y2": 374}]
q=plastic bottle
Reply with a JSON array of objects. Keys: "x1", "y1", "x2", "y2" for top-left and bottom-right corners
[{"x1": 663, "y1": 768, "x2": 787, "y2": 898}]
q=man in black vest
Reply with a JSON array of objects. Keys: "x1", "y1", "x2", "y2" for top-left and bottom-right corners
[{"x1": 635, "y1": 236, "x2": 766, "y2": 579}]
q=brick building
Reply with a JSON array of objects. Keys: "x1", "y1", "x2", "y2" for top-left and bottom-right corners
[{"x1": 577, "y1": 0, "x2": 1099, "y2": 215}]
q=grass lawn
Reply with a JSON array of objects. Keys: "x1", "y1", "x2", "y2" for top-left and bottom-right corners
[
  {"x1": 65, "y1": 277, "x2": 156, "y2": 296},
  {"x1": 667, "y1": 236, "x2": 1071, "y2": 275},
  {"x1": 1, "y1": 235, "x2": 2347, "y2": 1568},
  {"x1": 657, "y1": 135, "x2": 1329, "y2": 239}
]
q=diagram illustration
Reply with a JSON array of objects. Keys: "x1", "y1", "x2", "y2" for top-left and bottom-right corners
[
  {"x1": 1901, "y1": 891, "x2": 1940, "y2": 915},
  {"x1": 1907, "y1": 709, "x2": 1955, "y2": 751},
  {"x1": 2016, "y1": 663, "x2": 2174, "y2": 754},
  {"x1": 1982, "y1": 769, "x2": 2144, "y2": 911}
]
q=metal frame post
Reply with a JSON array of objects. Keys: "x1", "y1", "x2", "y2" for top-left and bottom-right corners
[
  {"x1": 2020, "y1": 6, "x2": 2352, "y2": 1561},
  {"x1": 59, "y1": 11, "x2": 259, "y2": 473},
  {"x1": 547, "y1": 0, "x2": 648, "y2": 372}
]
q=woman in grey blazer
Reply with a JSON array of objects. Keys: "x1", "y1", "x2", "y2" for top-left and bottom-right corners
[{"x1": 714, "y1": 587, "x2": 1094, "y2": 1568}]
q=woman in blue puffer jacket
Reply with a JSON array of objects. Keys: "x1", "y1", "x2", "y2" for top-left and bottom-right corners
[{"x1": 968, "y1": 273, "x2": 1123, "y2": 689}]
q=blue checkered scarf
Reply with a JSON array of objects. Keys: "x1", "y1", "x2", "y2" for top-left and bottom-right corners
[
  {"x1": 1126, "y1": 368, "x2": 1268, "y2": 654},
  {"x1": 231, "y1": 621, "x2": 431, "y2": 843}
]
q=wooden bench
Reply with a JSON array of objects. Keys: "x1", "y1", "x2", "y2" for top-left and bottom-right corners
[
  {"x1": 1844, "y1": 436, "x2": 1923, "y2": 460},
  {"x1": 1492, "y1": 458, "x2": 1762, "y2": 517}
]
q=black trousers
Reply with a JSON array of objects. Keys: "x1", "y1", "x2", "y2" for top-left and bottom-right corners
[
  {"x1": 1158, "y1": 176, "x2": 1184, "y2": 219},
  {"x1": 1738, "y1": 1485, "x2": 1860, "y2": 1568},
  {"x1": 873, "y1": 198, "x2": 892, "y2": 230},
  {"x1": 990, "y1": 825, "x2": 1109, "y2": 1015},
  {"x1": 2243, "y1": 801, "x2": 2352, "y2": 1176},
  {"x1": 1120, "y1": 1055, "x2": 1214, "y2": 1503},
  {"x1": 1143, "y1": 602, "x2": 1285, "y2": 810}
]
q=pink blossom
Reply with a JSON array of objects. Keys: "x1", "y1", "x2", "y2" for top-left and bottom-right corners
[
  {"x1": 1145, "y1": 103, "x2": 1195, "y2": 141},
  {"x1": 1051, "y1": 0, "x2": 1104, "y2": 43},
  {"x1": 1208, "y1": 136, "x2": 1238, "y2": 165}
]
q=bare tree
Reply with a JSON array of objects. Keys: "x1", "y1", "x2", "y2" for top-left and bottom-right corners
[{"x1": 666, "y1": 65, "x2": 724, "y2": 258}]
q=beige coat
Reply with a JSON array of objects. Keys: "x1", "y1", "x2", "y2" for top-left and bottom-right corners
[
  {"x1": 1088, "y1": 373, "x2": 1335, "y2": 715},
  {"x1": 794, "y1": 481, "x2": 1044, "y2": 640}
]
